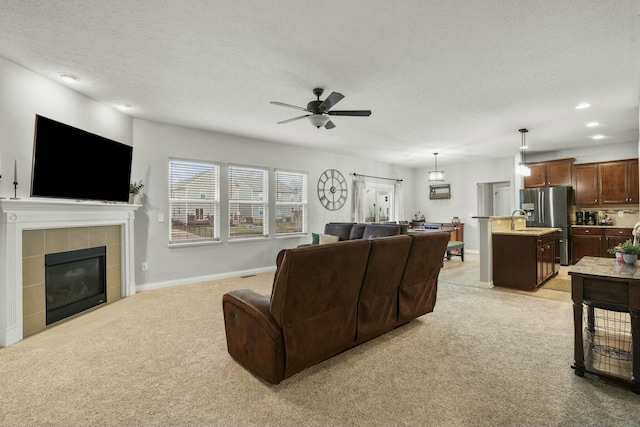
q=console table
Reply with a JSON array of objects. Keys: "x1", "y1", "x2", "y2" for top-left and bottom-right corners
[{"x1": 569, "y1": 256, "x2": 640, "y2": 394}]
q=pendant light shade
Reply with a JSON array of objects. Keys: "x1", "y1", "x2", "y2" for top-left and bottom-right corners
[
  {"x1": 428, "y1": 153, "x2": 445, "y2": 182},
  {"x1": 516, "y1": 129, "x2": 531, "y2": 176}
]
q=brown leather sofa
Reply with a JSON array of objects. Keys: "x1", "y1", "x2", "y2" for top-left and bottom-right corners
[{"x1": 222, "y1": 231, "x2": 450, "y2": 384}]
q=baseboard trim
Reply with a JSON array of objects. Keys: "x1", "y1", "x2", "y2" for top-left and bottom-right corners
[{"x1": 135, "y1": 266, "x2": 277, "y2": 292}]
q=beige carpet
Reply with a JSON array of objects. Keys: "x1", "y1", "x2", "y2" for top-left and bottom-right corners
[{"x1": 1, "y1": 271, "x2": 638, "y2": 427}]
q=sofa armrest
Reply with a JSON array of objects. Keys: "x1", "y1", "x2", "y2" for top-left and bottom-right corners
[{"x1": 222, "y1": 289, "x2": 285, "y2": 384}]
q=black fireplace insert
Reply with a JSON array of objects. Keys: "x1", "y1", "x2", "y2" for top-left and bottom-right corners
[{"x1": 45, "y1": 246, "x2": 107, "y2": 325}]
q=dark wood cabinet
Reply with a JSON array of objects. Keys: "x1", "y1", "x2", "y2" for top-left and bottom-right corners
[
  {"x1": 525, "y1": 163, "x2": 547, "y2": 188},
  {"x1": 603, "y1": 228, "x2": 633, "y2": 258},
  {"x1": 536, "y1": 234, "x2": 555, "y2": 284},
  {"x1": 571, "y1": 227, "x2": 602, "y2": 264},
  {"x1": 573, "y1": 159, "x2": 639, "y2": 206},
  {"x1": 524, "y1": 158, "x2": 574, "y2": 188},
  {"x1": 571, "y1": 227, "x2": 632, "y2": 263},
  {"x1": 573, "y1": 163, "x2": 600, "y2": 205},
  {"x1": 600, "y1": 159, "x2": 639, "y2": 204},
  {"x1": 493, "y1": 232, "x2": 556, "y2": 290}
]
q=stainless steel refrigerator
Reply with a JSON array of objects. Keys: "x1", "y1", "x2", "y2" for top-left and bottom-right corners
[{"x1": 520, "y1": 187, "x2": 573, "y2": 266}]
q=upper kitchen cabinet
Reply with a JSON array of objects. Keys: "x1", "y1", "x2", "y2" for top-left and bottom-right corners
[
  {"x1": 600, "y1": 159, "x2": 639, "y2": 204},
  {"x1": 573, "y1": 163, "x2": 600, "y2": 205},
  {"x1": 524, "y1": 158, "x2": 574, "y2": 188},
  {"x1": 573, "y1": 159, "x2": 639, "y2": 206}
]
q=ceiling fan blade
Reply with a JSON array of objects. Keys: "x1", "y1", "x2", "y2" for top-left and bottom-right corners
[
  {"x1": 325, "y1": 120, "x2": 336, "y2": 129},
  {"x1": 277, "y1": 114, "x2": 310, "y2": 124},
  {"x1": 318, "y1": 92, "x2": 344, "y2": 112},
  {"x1": 327, "y1": 110, "x2": 372, "y2": 116},
  {"x1": 270, "y1": 101, "x2": 309, "y2": 112}
]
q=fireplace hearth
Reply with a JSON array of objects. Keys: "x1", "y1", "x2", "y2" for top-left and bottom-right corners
[{"x1": 45, "y1": 246, "x2": 107, "y2": 325}]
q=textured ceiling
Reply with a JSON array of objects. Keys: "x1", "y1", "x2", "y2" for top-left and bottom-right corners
[{"x1": 0, "y1": 1, "x2": 638, "y2": 168}]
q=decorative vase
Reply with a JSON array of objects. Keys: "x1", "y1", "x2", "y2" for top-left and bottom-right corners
[
  {"x1": 623, "y1": 253, "x2": 637, "y2": 265},
  {"x1": 128, "y1": 194, "x2": 136, "y2": 204}
]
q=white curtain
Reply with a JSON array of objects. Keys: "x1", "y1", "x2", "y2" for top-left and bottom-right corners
[
  {"x1": 393, "y1": 181, "x2": 404, "y2": 222},
  {"x1": 352, "y1": 175, "x2": 367, "y2": 222}
]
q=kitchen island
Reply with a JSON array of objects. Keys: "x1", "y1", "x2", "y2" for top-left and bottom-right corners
[
  {"x1": 569, "y1": 256, "x2": 640, "y2": 394},
  {"x1": 492, "y1": 227, "x2": 560, "y2": 290}
]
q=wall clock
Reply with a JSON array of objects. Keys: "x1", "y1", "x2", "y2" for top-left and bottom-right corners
[{"x1": 317, "y1": 169, "x2": 348, "y2": 211}]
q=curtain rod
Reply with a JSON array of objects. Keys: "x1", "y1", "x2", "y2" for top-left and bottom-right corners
[{"x1": 352, "y1": 172, "x2": 403, "y2": 182}]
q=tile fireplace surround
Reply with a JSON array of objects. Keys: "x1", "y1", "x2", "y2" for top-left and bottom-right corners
[{"x1": 0, "y1": 199, "x2": 139, "y2": 347}]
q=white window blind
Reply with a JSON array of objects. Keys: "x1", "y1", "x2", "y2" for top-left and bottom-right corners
[
  {"x1": 169, "y1": 160, "x2": 220, "y2": 244},
  {"x1": 229, "y1": 165, "x2": 268, "y2": 239},
  {"x1": 275, "y1": 170, "x2": 307, "y2": 236}
]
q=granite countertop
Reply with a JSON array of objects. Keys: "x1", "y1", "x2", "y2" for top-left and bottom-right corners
[
  {"x1": 569, "y1": 256, "x2": 640, "y2": 280},
  {"x1": 492, "y1": 227, "x2": 561, "y2": 236},
  {"x1": 571, "y1": 225, "x2": 632, "y2": 229}
]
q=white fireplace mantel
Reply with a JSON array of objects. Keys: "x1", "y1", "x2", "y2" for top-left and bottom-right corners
[{"x1": 0, "y1": 198, "x2": 140, "y2": 347}]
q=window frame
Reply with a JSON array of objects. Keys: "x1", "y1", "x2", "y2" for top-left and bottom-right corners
[
  {"x1": 168, "y1": 158, "x2": 221, "y2": 246},
  {"x1": 275, "y1": 169, "x2": 308, "y2": 237},
  {"x1": 228, "y1": 164, "x2": 269, "y2": 240}
]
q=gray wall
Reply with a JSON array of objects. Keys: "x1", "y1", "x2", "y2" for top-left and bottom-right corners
[
  {"x1": 0, "y1": 56, "x2": 132, "y2": 198},
  {"x1": 131, "y1": 119, "x2": 415, "y2": 287},
  {"x1": 0, "y1": 56, "x2": 415, "y2": 290}
]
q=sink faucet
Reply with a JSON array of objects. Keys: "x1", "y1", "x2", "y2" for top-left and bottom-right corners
[{"x1": 511, "y1": 209, "x2": 527, "y2": 230}]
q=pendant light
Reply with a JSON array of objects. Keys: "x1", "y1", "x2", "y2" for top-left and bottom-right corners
[
  {"x1": 516, "y1": 129, "x2": 531, "y2": 176},
  {"x1": 428, "y1": 153, "x2": 445, "y2": 182}
]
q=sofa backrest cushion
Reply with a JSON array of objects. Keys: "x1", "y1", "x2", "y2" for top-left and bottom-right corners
[
  {"x1": 397, "y1": 232, "x2": 450, "y2": 324},
  {"x1": 269, "y1": 239, "x2": 371, "y2": 378},
  {"x1": 356, "y1": 235, "x2": 412, "y2": 344},
  {"x1": 362, "y1": 224, "x2": 401, "y2": 239},
  {"x1": 324, "y1": 222, "x2": 356, "y2": 241},
  {"x1": 349, "y1": 223, "x2": 367, "y2": 240}
]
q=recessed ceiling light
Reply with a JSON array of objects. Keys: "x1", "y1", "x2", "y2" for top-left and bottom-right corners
[
  {"x1": 586, "y1": 122, "x2": 600, "y2": 127},
  {"x1": 59, "y1": 73, "x2": 80, "y2": 83},
  {"x1": 575, "y1": 102, "x2": 590, "y2": 109},
  {"x1": 592, "y1": 135, "x2": 605, "y2": 140},
  {"x1": 115, "y1": 103, "x2": 131, "y2": 111}
]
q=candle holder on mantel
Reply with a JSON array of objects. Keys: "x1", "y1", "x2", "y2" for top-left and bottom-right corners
[
  {"x1": 0, "y1": 175, "x2": 5, "y2": 199},
  {"x1": 10, "y1": 180, "x2": 19, "y2": 200}
]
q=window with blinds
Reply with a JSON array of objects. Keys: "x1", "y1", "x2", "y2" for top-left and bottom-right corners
[
  {"x1": 229, "y1": 165, "x2": 268, "y2": 239},
  {"x1": 275, "y1": 169, "x2": 307, "y2": 236},
  {"x1": 169, "y1": 160, "x2": 220, "y2": 244}
]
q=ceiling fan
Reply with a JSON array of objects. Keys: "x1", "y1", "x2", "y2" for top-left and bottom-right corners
[{"x1": 270, "y1": 88, "x2": 372, "y2": 129}]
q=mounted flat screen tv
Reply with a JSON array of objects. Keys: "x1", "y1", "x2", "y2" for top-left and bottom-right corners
[{"x1": 31, "y1": 115, "x2": 133, "y2": 203}]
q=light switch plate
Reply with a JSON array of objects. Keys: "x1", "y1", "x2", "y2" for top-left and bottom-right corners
[
  {"x1": 158, "y1": 214, "x2": 165, "y2": 222},
  {"x1": 618, "y1": 211, "x2": 624, "y2": 217}
]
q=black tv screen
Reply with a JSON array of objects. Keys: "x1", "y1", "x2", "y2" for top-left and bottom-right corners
[{"x1": 31, "y1": 115, "x2": 133, "y2": 203}]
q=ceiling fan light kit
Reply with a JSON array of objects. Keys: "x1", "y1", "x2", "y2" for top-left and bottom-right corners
[{"x1": 271, "y1": 88, "x2": 371, "y2": 129}]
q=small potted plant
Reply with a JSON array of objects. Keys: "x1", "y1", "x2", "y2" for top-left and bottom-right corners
[
  {"x1": 620, "y1": 239, "x2": 640, "y2": 264},
  {"x1": 129, "y1": 180, "x2": 144, "y2": 204},
  {"x1": 607, "y1": 244, "x2": 624, "y2": 262}
]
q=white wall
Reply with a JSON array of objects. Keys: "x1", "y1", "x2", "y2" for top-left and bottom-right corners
[
  {"x1": 413, "y1": 156, "x2": 515, "y2": 253},
  {"x1": 0, "y1": 56, "x2": 132, "y2": 198},
  {"x1": 131, "y1": 119, "x2": 415, "y2": 287}
]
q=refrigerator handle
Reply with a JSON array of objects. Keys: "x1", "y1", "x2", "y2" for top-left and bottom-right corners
[
  {"x1": 541, "y1": 192, "x2": 545, "y2": 224},
  {"x1": 538, "y1": 191, "x2": 542, "y2": 223}
]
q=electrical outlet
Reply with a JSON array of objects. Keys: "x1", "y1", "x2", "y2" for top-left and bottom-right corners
[
  {"x1": 158, "y1": 214, "x2": 165, "y2": 223},
  {"x1": 141, "y1": 262, "x2": 148, "y2": 271},
  {"x1": 618, "y1": 211, "x2": 624, "y2": 217}
]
